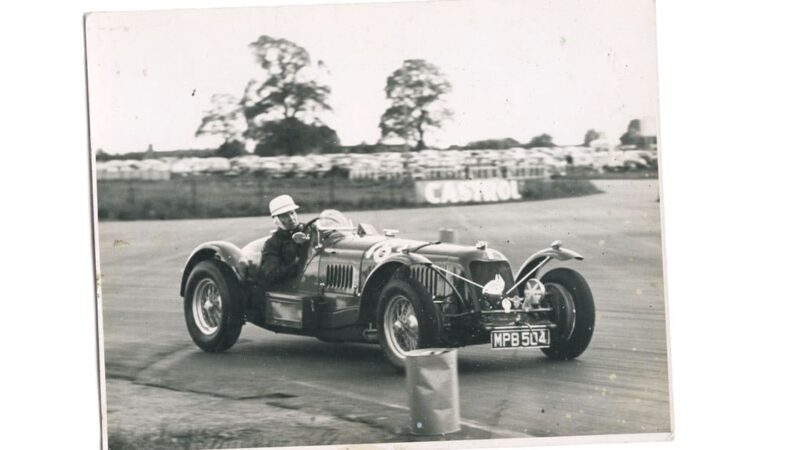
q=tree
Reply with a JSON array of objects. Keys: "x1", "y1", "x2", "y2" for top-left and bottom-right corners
[
  {"x1": 237, "y1": 35, "x2": 337, "y2": 155},
  {"x1": 463, "y1": 138, "x2": 522, "y2": 150},
  {"x1": 215, "y1": 140, "x2": 247, "y2": 158},
  {"x1": 528, "y1": 133, "x2": 555, "y2": 148},
  {"x1": 196, "y1": 93, "x2": 246, "y2": 144},
  {"x1": 583, "y1": 129, "x2": 600, "y2": 147},
  {"x1": 619, "y1": 119, "x2": 643, "y2": 147},
  {"x1": 242, "y1": 35, "x2": 331, "y2": 129},
  {"x1": 251, "y1": 117, "x2": 339, "y2": 156},
  {"x1": 379, "y1": 59, "x2": 452, "y2": 150}
]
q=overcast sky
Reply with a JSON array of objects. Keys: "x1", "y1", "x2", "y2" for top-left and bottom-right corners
[{"x1": 85, "y1": 0, "x2": 660, "y2": 153}]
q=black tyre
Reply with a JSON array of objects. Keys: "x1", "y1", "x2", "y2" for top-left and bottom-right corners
[
  {"x1": 184, "y1": 260, "x2": 244, "y2": 352},
  {"x1": 376, "y1": 275, "x2": 442, "y2": 370},
  {"x1": 538, "y1": 268, "x2": 595, "y2": 360}
]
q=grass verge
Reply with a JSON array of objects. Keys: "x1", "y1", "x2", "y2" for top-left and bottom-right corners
[{"x1": 96, "y1": 175, "x2": 603, "y2": 221}]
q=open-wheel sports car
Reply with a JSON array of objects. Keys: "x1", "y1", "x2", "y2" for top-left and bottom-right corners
[{"x1": 181, "y1": 209, "x2": 595, "y2": 369}]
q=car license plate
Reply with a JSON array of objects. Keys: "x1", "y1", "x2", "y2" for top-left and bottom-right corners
[{"x1": 491, "y1": 328, "x2": 550, "y2": 350}]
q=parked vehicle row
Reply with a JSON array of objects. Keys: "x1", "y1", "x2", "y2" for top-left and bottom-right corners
[{"x1": 96, "y1": 146, "x2": 657, "y2": 180}]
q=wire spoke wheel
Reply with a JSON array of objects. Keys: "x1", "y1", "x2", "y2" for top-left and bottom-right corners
[
  {"x1": 192, "y1": 278, "x2": 223, "y2": 336},
  {"x1": 184, "y1": 260, "x2": 244, "y2": 353},
  {"x1": 377, "y1": 276, "x2": 441, "y2": 370},
  {"x1": 384, "y1": 294, "x2": 420, "y2": 355}
]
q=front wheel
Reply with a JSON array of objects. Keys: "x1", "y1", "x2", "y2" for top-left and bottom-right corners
[
  {"x1": 539, "y1": 268, "x2": 595, "y2": 360},
  {"x1": 184, "y1": 260, "x2": 244, "y2": 352},
  {"x1": 376, "y1": 276, "x2": 442, "y2": 370}
]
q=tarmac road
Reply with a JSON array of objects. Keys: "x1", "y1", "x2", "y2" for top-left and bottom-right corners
[{"x1": 97, "y1": 179, "x2": 670, "y2": 448}]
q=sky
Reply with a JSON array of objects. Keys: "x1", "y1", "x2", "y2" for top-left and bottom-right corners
[{"x1": 85, "y1": 0, "x2": 660, "y2": 153}]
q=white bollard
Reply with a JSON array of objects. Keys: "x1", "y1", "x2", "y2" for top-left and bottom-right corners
[{"x1": 405, "y1": 348, "x2": 460, "y2": 435}]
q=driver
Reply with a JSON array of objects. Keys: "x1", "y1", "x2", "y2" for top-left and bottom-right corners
[{"x1": 260, "y1": 195, "x2": 311, "y2": 290}]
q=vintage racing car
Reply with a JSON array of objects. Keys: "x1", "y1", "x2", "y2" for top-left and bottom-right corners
[{"x1": 181, "y1": 210, "x2": 595, "y2": 369}]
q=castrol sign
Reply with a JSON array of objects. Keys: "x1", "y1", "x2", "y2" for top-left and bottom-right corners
[{"x1": 415, "y1": 178, "x2": 523, "y2": 205}]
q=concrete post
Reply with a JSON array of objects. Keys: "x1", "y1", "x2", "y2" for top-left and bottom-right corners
[{"x1": 405, "y1": 348, "x2": 460, "y2": 435}]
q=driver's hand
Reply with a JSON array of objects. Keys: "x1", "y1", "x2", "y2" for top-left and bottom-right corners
[{"x1": 292, "y1": 232, "x2": 310, "y2": 244}]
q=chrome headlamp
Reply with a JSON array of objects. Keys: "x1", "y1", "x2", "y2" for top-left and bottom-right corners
[{"x1": 482, "y1": 274, "x2": 505, "y2": 302}]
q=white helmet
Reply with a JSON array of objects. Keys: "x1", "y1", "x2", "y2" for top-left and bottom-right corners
[{"x1": 269, "y1": 194, "x2": 299, "y2": 217}]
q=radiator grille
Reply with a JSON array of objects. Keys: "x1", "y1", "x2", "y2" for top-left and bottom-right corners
[
  {"x1": 325, "y1": 264, "x2": 354, "y2": 290},
  {"x1": 411, "y1": 264, "x2": 464, "y2": 300}
]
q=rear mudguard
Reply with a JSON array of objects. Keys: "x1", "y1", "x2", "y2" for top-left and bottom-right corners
[
  {"x1": 514, "y1": 241, "x2": 584, "y2": 287},
  {"x1": 180, "y1": 241, "x2": 245, "y2": 297}
]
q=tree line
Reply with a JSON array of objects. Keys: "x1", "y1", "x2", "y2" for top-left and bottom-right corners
[
  {"x1": 99, "y1": 35, "x2": 654, "y2": 160},
  {"x1": 193, "y1": 36, "x2": 456, "y2": 158}
]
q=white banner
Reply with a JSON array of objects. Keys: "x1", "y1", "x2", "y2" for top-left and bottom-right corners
[{"x1": 415, "y1": 178, "x2": 523, "y2": 205}]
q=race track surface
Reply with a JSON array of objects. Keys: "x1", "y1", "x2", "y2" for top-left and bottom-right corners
[{"x1": 97, "y1": 179, "x2": 671, "y2": 447}]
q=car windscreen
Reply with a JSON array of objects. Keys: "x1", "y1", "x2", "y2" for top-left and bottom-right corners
[{"x1": 317, "y1": 209, "x2": 353, "y2": 230}]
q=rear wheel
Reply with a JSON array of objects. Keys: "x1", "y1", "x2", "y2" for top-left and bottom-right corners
[
  {"x1": 539, "y1": 268, "x2": 595, "y2": 360},
  {"x1": 377, "y1": 276, "x2": 441, "y2": 370},
  {"x1": 184, "y1": 260, "x2": 244, "y2": 352}
]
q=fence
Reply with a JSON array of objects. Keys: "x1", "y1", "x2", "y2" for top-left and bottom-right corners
[
  {"x1": 348, "y1": 168, "x2": 406, "y2": 180},
  {"x1": 96, "y1": 169, "x2": 171, "y2": 181},
  {"x1": 505, "y1": 165, "x2": 547, "y2": 179},
  {"x1": 348, "y1": 163, "x2": 549, "y2": 181}
]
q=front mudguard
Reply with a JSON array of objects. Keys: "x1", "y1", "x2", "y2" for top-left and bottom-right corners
[
  {"x1": 356, "y1": 252, "x2": 435, "y2": 324},
  {"x1": 180, "y1": 241, "x2": 245, "y2": 297},
  {"x1": 513, "y1": 241, "x2": 584, "y2": 292}
]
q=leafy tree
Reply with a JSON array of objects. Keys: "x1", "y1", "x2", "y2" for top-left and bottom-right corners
[
  {"x1": 528, "y1": 133, "x2": 555, "y2": 148},
  {"x1": 583, "y1": 129, "x2": 600, "y2": 146},
  {"x1": 463, "y1": 138, "x2": 522, "y2": 150},
  {"x1": 96, "y1": 148, "x2": 111, "y2": 162},
  {"x1": 379, "y1": 59, "x2": 452, "y2": 150},
  {"x1": 196, "y1": 93, "x2": 245, "y2": 144},
  {"x1": 215, "y1": 140, "x2": 247, "y2": 158},
  {"x1": 237, "y1": 35, "x2": 337, "y2": 156},
  {"x1": 242, "y1": 35, "x2": 331, "y2": 129},
  {"x1": 252, "y1": 117, "x2": 339, "y2": 156},
  {"x1": 619, "y1": 119, "x2": 643, "y2": 147}
]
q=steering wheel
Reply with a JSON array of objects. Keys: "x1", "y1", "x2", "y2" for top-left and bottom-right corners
[
  {"x1": 300, "y1": 216, "x2": 325, "y2": 248},
  {"x1": 305, "y1": 216, "x2": 320, "y2": 230}
]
